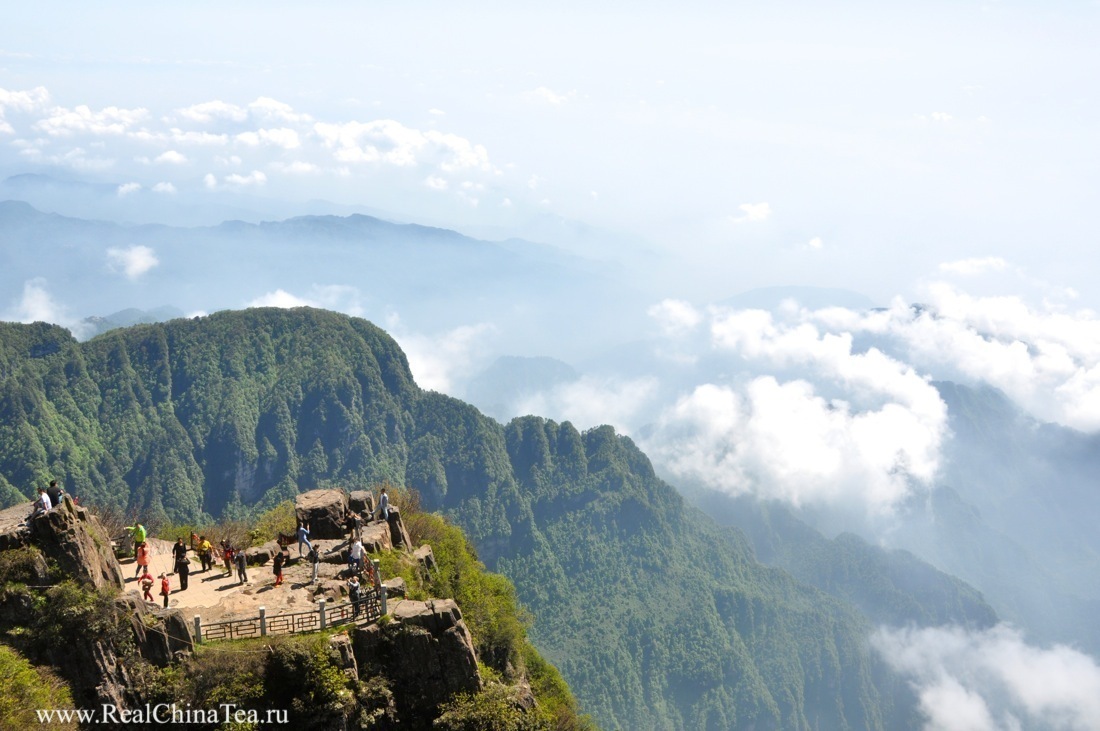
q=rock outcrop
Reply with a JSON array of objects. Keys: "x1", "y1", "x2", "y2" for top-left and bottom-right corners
[
  {"x1": 30, "y1": 496, "x2": 124, "y2": 590},
  {"x1": 295, "y1": 489, "x2": 349, "y2": 539},
  {"x1": 353, "y1": 599, "x2": 482, "y2": 730},
  {"x1": 386, "y1": 507, "x2": 412, "y2": 549},
  {"x1": 349, "y1": 490, "x2": 375, "y2": 517}
]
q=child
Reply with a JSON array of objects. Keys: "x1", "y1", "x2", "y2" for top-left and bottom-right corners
[
  {"x1": 159, "y1": 573, "x2": 170, "y2": 608},
  {"x1": 140, "y1": 570, "x2": 155, "y2": 603},
  {"x1": 135, "y1": 541, "x2": 151, "y2": 579},
  {"x1": 273, "y1": 548, "x2": 286, "y2": 587}
]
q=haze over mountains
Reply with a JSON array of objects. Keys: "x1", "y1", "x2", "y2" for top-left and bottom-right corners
[{"x1": 5, "y1": 4, "x2": 1100, "y2": 723}]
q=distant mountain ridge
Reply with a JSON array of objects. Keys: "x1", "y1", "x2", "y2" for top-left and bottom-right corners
[{"x1": 0, "y1": 307, "x2": 999, "y2": 729}]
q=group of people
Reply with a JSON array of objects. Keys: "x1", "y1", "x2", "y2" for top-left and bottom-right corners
[
  {"x1": 125, "y1": 521, "x2": 171, "y2": 608},
  {"x1": 29, "y1": 480, "x2": 69, "y2": 521}
]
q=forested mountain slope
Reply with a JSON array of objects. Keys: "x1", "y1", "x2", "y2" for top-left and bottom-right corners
[{"x1": 0, "y1": 308, "x2": 995, "y2": 729}]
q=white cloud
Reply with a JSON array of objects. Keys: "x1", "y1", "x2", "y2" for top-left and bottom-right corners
[
  {"x1": 640, "y1": 305, "x2": 947, "y2": 513},
  {"x1": 817, "y1": 284, "x2": 1100, "y2": 431},
  {"x1": 116, "y1": 182, "x2": 141, "y2": 197},
  {"x1": 647, "y1": 299, "x2": 703, "y2": 337},
  {"x1": 106, "y1": 245, "x2": 159, "y2": 279},
  {"x1": 248, "y1": 97, "x2": 312, "y2": 124},
  {"x1": 515, "y1": 376, "x2": 660, "y2": 433},
  {"x1": 152, "y1": 181, "x2": 177, "y2": 194},
  {"x1": 425, "y1": 175, "x2": 448, "y2": 190},
  {"x1": 808, "y1": 236, "x2": 824, "y2": 249},
  {"x1": 34, "y1": 104, "x2": 148, "y2": 137},
  {"x1": 395, "y1": 323, "x2": 496, "y2": 393},
  {"x1": 730, "y1": 201, "x2": 772, "y2": 223},
  {"x1": 874, "y1": 624, "x2": 1100, "y2": 731},
  {"x1": 235, "y1": 127, "x2": 300, "y2": 149},
  {"x1": 175, "y1": 100, "x2": 248, "y2": 124},
  {"x1": 313, "y1": 119, "x2": 495, "y2": 173},
  {"x1": 429, "y1": 108, "x2": 446, "y2": 116},
  {"x1": 248, "y1": 289, "x2": 313, "y2": 309},
  {"x1": 0, "y1": 86, "x2": 50, "y2": 134},
  {"x1": 213, "y1": 170, "x2": 267, "y2": 188},
  {"x1": 154, "y1": 149, "x2": 188, "y2": 164},
  {"x1": 246, "y1": 284, "x2": 364, "y2": 316},
  {"x1": 938, "y1": 257, "x2": 1008, "y2": 275},
  {"x1": 271, "y1": 160, "x2": 320, "y2": 175},
  {"x1": 2, "y1": 279, "x2": 94, "y2": 340}
]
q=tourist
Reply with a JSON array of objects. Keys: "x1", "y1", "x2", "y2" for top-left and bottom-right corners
[
  {"x1": 30, "y1": 487, "x2": 52, "y2": 520},
  {"x1": 348, "y1": 538, "x2": 364, "y2": 575},
  {"x1": 307, "y1": 544, "x2": 320, "y2": 584},
  {"x1": 297, "y1": 521, "x2": 312, "y2": 558},
  {"x1": 220, "y1": 540, "x2": 234, "y2": 575},
  {"x1": 159, "y1": 573, "x2": 170, "y2": 608},
  {"x1": 375, "y1": 488, "x2": 389, "y2": 523},
  {"x1": 140, "y1": 570, "x2": 155, "y2": 603},
  {"x1": 45, "y1": 480, "x2": 63, "y2": 509},
  {"x1": 347, "y1": 574, "x2": 361, "y2": 618},
  {"x1": 134, "y1": 540, "x2": 151, "y2": 579},
  {"x1": 127, "y1": 521, "x2": 147, "y2": 549},
  {"x1": 198, "y1": 535, "x2": 213, "y2": 572},
  {"x1": 177, "y1": 555, "x2": 190, "y2": 591},
  {"x1": 273, "y1": 547, "x2": 286, "y2": 587},
  {"x1": 235, "y1": 548, "x2": 248, "y2": 585},
  {"x1": 171, "y1": 537, "x2": 187, "y2": 575}
]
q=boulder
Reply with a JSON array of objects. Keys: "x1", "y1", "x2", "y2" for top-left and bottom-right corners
[
  {"x1": 29, "y1": 496, "x2": 124, "y2": 590},
  {"x1": 382, "y1": 577, "x2": 407, "y2": 598},
  {"x1": 0, "y1": 502, "x2": 31, "y2": 550},
  {"x1": 352, "y1": 599, "x2": 481, "y2": 728},
  {"x1": 412, "y1": 544, "x2": 436, "y2": 573},
  {"x1": 349, "y1": 490, "x2": 375, "y2": 517},
  {"x1": 295, "y1": 489, "x2": 349, "y2": 539},
  {"x1": 246, "y1": 540, "x2": 282, "y2": 566},
  {"x1": 120, "y1": 594, "x2": 194, "y2": 667},
  {"x1": 329, "y1": 633, "x2": 358, "y2": 681},
  {"x1": 386, "y1": 507, "x2": 412, "y2": 549},
  {"x1": 360, "y1": 522, "x2": 392, "y2": 554}
]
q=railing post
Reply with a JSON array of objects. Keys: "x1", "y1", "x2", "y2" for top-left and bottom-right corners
[
  {"x1": 259, "y1": 606, "x2": 267, "y2": 636},
  {"x1": 193, "y1": 615, "x2": 202, "y2": 644},
  {"x1": 319, "y1": 598, "x2": 327, "y2": 630},
  {"x1": 373, "y1": 558, "x2": 386, "y2": 616}
]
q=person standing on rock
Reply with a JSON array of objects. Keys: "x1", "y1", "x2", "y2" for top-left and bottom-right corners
[
  {"x1": 375, "y1": 488, "x2": 389, "y2": 523},
  {"x1": 297, "y1": 521, "x2": 313, "y2": 558},
  {"x1": 159, "y1": 573, "x2": 170, "y2": 608},
  {"x1": 347, "y1": 574, "x2": 362, "y2": 618},
  {"x1": 307, "y1": 544, "x2": 320, "y2": 584},
  {"x1": 235, "y1": 547, "x2": 248, "y2": 585},
  {"x1": 134, "y1": 540, "x2": 151, "y2": 579},
  {"x1": 273, "y1": 547, "x2": 286, "y2": 587}
]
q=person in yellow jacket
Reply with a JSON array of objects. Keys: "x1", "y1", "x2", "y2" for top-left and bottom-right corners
[{"x1": 198, "y1": 536, "x2": 213, "y2": 572}]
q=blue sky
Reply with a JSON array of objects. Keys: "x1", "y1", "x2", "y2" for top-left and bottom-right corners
[{"x1": 3, "y1": 1, "x2": 1098, "y2": 306}]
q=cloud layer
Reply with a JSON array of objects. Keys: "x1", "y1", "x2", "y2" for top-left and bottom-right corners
[{"x1": 874, "y1": 624, "x2": 1100, "y2": 731}]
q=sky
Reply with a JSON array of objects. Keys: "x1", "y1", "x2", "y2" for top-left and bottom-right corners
[
  {"x1": 2, "y1": 1, "x2": 1098, "y2": 305},
  {"x1": 5, "y1": 5, "x2": 1100, "y2": 724}
]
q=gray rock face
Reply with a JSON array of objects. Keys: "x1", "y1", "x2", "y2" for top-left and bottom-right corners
[
  {"x1": 246, "y1": 540, "x2": 282, "y2": 566},
  {"x1": 382, "y1": 577, "x2": 407, "y2": 598},
  {"x1": 386, "y1": 507, "x2": 412, "y2": 549},
  {"x1": 352, "y1": 599, "x2": 482, "y2": 730},
  {"x1": 349, "y1": 490, "x2": 375, "y2": 517},
  {"x1": 30, "y1": 496, "x2": 124, "y2": 590},
  {"x1": 412, "y1": 544, "x2": 436, "y2": 573},
  {"x1": 296, "y1": 489, "x2": 349, "y2": 540}
]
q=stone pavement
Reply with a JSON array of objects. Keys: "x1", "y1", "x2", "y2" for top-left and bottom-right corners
[{"x1": 124, "y1": 536, "x2": 374, "y2": 623}]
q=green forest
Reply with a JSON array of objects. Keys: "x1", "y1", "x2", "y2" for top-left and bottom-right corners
[{"x1": 0, "y1": 308, "x2": 997, "y2": 730}]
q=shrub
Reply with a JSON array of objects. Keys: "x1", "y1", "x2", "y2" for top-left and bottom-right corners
[{"x1": 0, "y1": 644, "x2": 76, "y2": 729}]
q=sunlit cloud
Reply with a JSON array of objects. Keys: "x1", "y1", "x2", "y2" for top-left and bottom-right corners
[
  {"x1": 106, "y1": 245, "x2": 159, "y2": 280},
  {"x1": 730, "y1": 202, "x2": 772, "y2": 223},
  {"x1": 874, "y1": 624, "x2": 1100, "y2": 731}
]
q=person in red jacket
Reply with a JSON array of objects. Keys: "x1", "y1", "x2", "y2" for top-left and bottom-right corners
[
  {"x1": 140, "y1": 570, "x2": 155, "y2": 603},
  {"x1": 159, "y1": 573, "x2": 170, "y2": 608}
]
